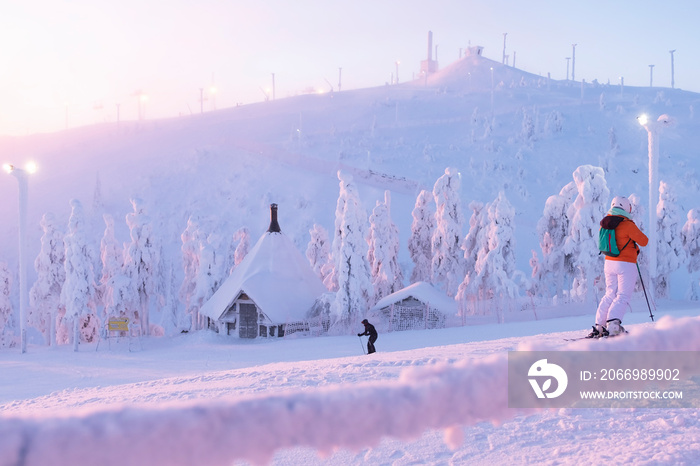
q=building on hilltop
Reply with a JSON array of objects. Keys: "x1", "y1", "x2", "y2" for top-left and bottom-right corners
[{"x1": 420, "y1": 31, "x2": 439, "y2": 78}]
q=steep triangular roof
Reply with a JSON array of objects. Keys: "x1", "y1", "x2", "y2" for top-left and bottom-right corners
[{"x1": 200, "y1": 230, "x2": 326, "y2": 323}]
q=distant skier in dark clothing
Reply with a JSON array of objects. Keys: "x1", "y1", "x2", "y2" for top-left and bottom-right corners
[{"x1": 358, "y1": 319, "x2": 377, "y2": 354}]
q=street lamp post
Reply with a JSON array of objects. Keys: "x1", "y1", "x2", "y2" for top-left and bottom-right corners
[
  {"x1": 638, "y1": 114, "x2": 674, "y2": 300},
  {"x1": 3, "y1": 162, "x2": 36, "y2": 353}
]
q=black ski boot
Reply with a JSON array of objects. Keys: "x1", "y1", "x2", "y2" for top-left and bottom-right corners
[
  {"x1": 586, "y1": 324, "x2": 608, "y2": 339},
  {"x1": 605, "y1": 318, "x2": 627, "y2": 337}
]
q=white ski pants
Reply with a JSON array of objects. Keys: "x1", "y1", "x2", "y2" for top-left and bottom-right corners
[{"x1": 595, "y1": 260, "x2": 638, "y2": 326}]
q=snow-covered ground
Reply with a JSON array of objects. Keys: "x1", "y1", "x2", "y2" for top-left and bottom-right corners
[{"x1": 2, "y1": 302, "x2": 700, "y2": 465}]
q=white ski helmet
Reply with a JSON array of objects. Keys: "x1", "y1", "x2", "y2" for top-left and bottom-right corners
[{"x1": 610, "y1": 196, "x2": 631, "y2": 213}]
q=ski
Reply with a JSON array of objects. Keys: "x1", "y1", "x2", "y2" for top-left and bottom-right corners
[{"x1": 564, "y1": 331, "x2": 628, "y2": 342}]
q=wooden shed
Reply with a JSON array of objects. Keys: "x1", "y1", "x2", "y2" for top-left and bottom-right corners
[{"x1": 368, "y1": 282, "x2": 457, "y2": 331}]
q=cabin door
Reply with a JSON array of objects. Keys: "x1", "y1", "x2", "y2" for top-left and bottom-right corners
[{"x1": 239, "y1": 303, "x2": 258, "y2": 339}]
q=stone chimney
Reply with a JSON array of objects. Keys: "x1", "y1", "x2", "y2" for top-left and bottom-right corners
[{"x1": 267, "y1": 203, "x2": 281, "y2": 233}]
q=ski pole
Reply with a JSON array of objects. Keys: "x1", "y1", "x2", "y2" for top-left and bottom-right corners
[
  {"x1": 636, "y1": 262, "x2": 655, "y2": 322},
  {"x1": 358, "y1": 335, "x2": 366, "y2": 355}
]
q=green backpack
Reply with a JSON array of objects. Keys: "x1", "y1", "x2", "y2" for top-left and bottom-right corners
[{"x1": 598, "y1": 216, "x2": 631, "y2": 257}]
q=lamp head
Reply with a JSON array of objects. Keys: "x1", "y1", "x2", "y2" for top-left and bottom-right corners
[
  {"x1": 637, "y1": 114, "x2": 649, "y2": 126},
  {"x1": 3, "y1": 162, "x2": 37, "y2": 174}
]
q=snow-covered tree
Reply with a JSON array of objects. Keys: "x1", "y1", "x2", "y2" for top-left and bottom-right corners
[
  {"x1": 562, "y1": 165, "x2": 609, "y2": 303},
  {"x1": 61, "y1": 200, "x2": 99, "y2": 351},
  {"x1": 29, "y1": 213, "x2": 65, "y2": 346},
  {"x1": 608, "y1": 127, "x2": 620, "y2": 156},
  {"x1": 0, "y1": 262, "x2": 14, "y2": 347},
  {"x1": 179, "y1": 215, "x2": 201, "y2": 325},
  {"x1": 232, "y1": 227, "x2": 250, "y2": 270},
  {"x1": 520, "y1": 108, "x2": 535, "y2": 143},
  {"x1": 543, "y1": 110, "x2": 563, "y2": 136},
  {"x1": 457, "y1": 193, "x2": 518, "y2": 316},
  {"x1": 99, "y1": 214, "x2": 132, "y2": 323},
  {"x1": 681, "y1": 208, "x2": 700, "y2": 300},
  {"x1": 306, "y1": 224, "x2": 332, "y2": 285},
  {"x1": 534, "y1": 182, "x2": 577, "y2": 299},
  {"x1": 431, "y1": 167, "x2": 465, "y2": 297},
  {"x1": 367, "y1": 191, "x2": 403, "y2": 303},
  {"x1": 460, "y1": 200, "x2": 486, "y2": 287},
  {"x1": 329, "y1": 171, "x2": 373, "y2": 330},
  {"x1": 124, "y1": 198, "x2": 160, "y2": 336},
  {"x1": 628, "y1": 194, "x2": 650, "y2": 289},
  {"x1": 159, "y1": 261, "x2": 180, "y2": 335},
  {"x1": 408, "y1": 190, "x2": 434, "y2": 284},
  {"x1": 191, "y1": 231, "x2": 225, "y2": 330},
  {"x1": 655, "y1": 181, "x2": 685, "y2": 297}
]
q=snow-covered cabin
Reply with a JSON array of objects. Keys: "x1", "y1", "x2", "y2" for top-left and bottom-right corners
[
  {"x1": 200, "y1": 204, "x2": 326, "y2": 338},
  {"x1": 368, "y1": 281, "x2": 457, "y2": 331}
]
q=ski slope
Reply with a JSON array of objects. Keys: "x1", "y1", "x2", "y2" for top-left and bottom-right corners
[{"x1": 1, "y1": 304, "x2": 699, "y2": 465}]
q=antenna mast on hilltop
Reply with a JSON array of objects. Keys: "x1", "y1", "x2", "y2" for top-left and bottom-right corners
[
  {"x1": 669, "y1": 50, "x2": 676, "y2": 89},
  {"x1": 571, "y1": 44, "x2": 577, "y2": 81},
  {"x1": 502, "y1": 33, "x2": 507, "y2": 64},
  {"x1": 649, "y1": 64, "x2": 655, "y2": 87}
]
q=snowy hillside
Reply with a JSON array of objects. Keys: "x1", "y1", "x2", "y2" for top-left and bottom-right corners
[{"x1": 2, "y1": 53, "x2": 700, "y2": 300}]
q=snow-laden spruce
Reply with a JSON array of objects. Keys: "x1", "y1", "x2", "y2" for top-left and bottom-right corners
[
  {"x1": 306, "y1": 223, "x2": 332, "y2": 286},
  {"x1": 457, "y1": 200, "x2": 485, "y2": 301},
  {"x1": 533, "y1": 181, "x2": 577, "y2": 300},
  {"x1": 408, "y1": 189, "x2": 434, "y2": 284},
  {"x1": 656, "y1": 181, "x2": 686, "y2": 297},
  {"x1": 99, "y1": 214, "x2": 133, "y2": 326},
  {"x1": 230, "y1": 227, "x2": 250, "y2": 272},
  {"x1": 457, "y1": 192, "x2": 518, "y2": 317},
  {"x1": 61, "y1": 200, "x2": 99, "y2": 351},
  {"x1": 191, "y1": 230, "x2": 226, "y2": 330},
  {"x1": 627, "y1": 193, "x2": 658, "y2": 300},
  {"x1": 682, "y1": 208, "x2": 700, "y2": 299},
  {"x1": 431, "y1": 167, "x2": 465, "y2": 298},
  {"x1": 123, "y1": 198, "x2": 160, "y2": 336},
  {"x1": 0, "y1": 262, "x2": 13, "y2": 348},
  {"x1": 179, "y1": 215, "x2": 201, "y2": 330},
  {"x1": 328, "y1": 171, "x2": 373, "y2": 329},
  {"x1": 562, "y1": 165, "x2": 609, "y2": 303},
  {"x1": 29, "y1": 213, "x2": 65, "y2": 347},
  {"x1": 367, "y1": 191, "x2": 403, "y2": 304}
]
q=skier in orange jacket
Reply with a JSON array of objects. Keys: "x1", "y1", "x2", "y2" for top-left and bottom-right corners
[{"x1": 588, "y1": 196, "x2": 648, "y2": 338}]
